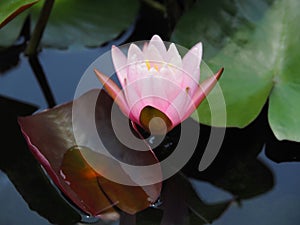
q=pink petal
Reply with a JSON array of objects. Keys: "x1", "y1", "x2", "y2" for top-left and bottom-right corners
[
  {"x1": 142, "y1": 42, "x2": 148, "y2": 52},
  {"x1": 166, "y1": 43, "x2": 182, "y2": 69},
  {"x1": 181, "y1": 69, "x2": 200, "y2": 97},
  {"x1": 123, "y1": 81, "x2": 145, "y2": 124},
  {"x1": 111, "y1": 45, "x2": 128, "y2": 88},
  {"x1": 182, "y1": 42, "x2": 203, "y2": 83},
  {"x1": 126, "y1": 62, "x2": 148, "y2": 84},
  {"x1": 144, "y1": 44, "x2": 164, "y2": 62},
  {"x1": 127, "y1": 43, "x2": 144, "y2": 64},
  {"x1": 165, "y1": 89, "x2": 191, "y2": 128},
  {"x1": 183, "y1": 68, "x2": 224, "y2": 120},
  {"x1": 139, "y1": 75, "x2": 169, "y2": 112},
  {"x1": 94, "y1": 68, "x2": 130, "y2": 117},
  {"x1": 159, "y1": 64, "x2": 183, "y2": 87},
  {"x1": 125, "y1": 75, "x2": 185, "y2": 129},
  {"x1": 148, "y1": 35, "x2": 167, "y2": 58}
]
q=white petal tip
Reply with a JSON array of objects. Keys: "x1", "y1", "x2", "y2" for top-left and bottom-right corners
[
  {"x1": 193, "y1": 42, "x2": 203, "y2": 57},
  {"x1": 151, "y1": 35, "x2": 163, "y2": 42}
]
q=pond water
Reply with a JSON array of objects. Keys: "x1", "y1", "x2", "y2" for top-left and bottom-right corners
[
  {"x1": 191, "y1": 153, "x2": 300, "y2": 225},
  {"x1": 1, "y1": 45, "x2": 299, "y2": 225}
]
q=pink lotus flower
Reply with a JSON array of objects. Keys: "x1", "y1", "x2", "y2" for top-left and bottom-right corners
[{"x1": 95, "y1": 35, "x2": 223, "y2": 134}]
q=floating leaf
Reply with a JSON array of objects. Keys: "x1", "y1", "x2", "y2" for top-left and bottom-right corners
[
  {"x1": 18, "y1": 90, "x2": 162, "y2": 219},
  {"x1": 98, "y1": 175, "x2": 157, "y2": 215},
  {"x1": 172, "y1": 0, "x2": 275, "y2": 59},
  {"x1": 61, "y1": 146, "x2": 118, "y2": 219},
  {"x1": 0, "y1": 0, "x2": 139, "y2": 48},
  {"x1": 172, "y1": 0, "x2": 300, "y2": 141},
  {"x1": 0, "y1": 0, "x2": 38, "y2": 29},
  {"x1": 65, "y1": 147, "x2": 160, "y2": 215}
]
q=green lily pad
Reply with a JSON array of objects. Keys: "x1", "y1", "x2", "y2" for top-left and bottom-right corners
[
  {"x1": 0, "y1": 0, "x2": 38, "y2": 29},
  {"x1": 0, "y1": 0, "x2": 138, "y2": 48},
  {"x1": 172, "y1": 0, "x2": 300, "y2": 141}
]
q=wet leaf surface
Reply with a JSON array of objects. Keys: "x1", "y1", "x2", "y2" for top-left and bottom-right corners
[
  {"x1": 0, "y1": 0, "x2": 38, "y2": 29},
  {"x1": 61, "y1": 146, "x2": 118, "y2": 220},
  {"x1": 0, "y1": 0, "x2": 139, "y2": 49},
  {"x1": 172, "y1": 0, "x2": 300, "y2": 142},
  {"x1": 18, "y1": 89, "x2": 161, "y2": 218},
  {"x1": 62, "y1": 145, "x2": 160, "y2": 216}
]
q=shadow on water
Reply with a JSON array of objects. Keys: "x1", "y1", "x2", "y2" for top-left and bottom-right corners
[{"x1": 0, "y1": 16, "x2": 30, "y2": 74}]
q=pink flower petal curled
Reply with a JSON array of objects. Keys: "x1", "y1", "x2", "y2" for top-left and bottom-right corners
[
  {"x1": 94, "y1": 68, "x2": 130, "y2": 117},
  {"x1": 127, "y1": 43, "x2": 144, "y2": 65},
  {"x1": 183, "y1": 67, "x2": 224, "y2": 120},
  {"x1": 182, "y1": 42, "x2": 203, "y2": 83},
  {"x1": 165, "y1": 89, "x2": 191, "y2": 125},
  {"x1": 166, "y1": 43, "x2": 182, "y2": 69},
  {"x1": 148, "y1": 35, "x2": 167, "y2": 58}
]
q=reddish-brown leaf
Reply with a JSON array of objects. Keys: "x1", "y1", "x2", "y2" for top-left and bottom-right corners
[{"x1": 18, "y1": 89, "x2": 162, "y2": 218}]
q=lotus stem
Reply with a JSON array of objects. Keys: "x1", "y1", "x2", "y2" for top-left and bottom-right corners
[{"x1": 25, "y1": 0, "x2": 55, "y2": 56}]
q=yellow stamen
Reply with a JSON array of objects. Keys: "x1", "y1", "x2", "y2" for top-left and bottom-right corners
[
  {"x1": 146, "y1": 60, "x2": 160, "y2": 73},
  {"x1": 145, "y1": 60, "x2": 151, "y2": 70}
]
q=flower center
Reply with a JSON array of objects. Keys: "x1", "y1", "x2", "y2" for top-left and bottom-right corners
[
  {"x1": 139, "y1": 106, "x2": 172, "y2": 135},
  {"x1": 145, "y1": 60, "x2": 159, "y2": 72}
]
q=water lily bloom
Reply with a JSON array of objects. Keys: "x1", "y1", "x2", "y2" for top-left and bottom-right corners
[{"x1": 96, "y1": 35, "x2": 223, "y2": 134}]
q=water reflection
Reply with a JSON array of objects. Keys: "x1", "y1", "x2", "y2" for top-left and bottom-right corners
[{"x1": 0, "y1": 16, "x2": 30, "y2": 74}]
